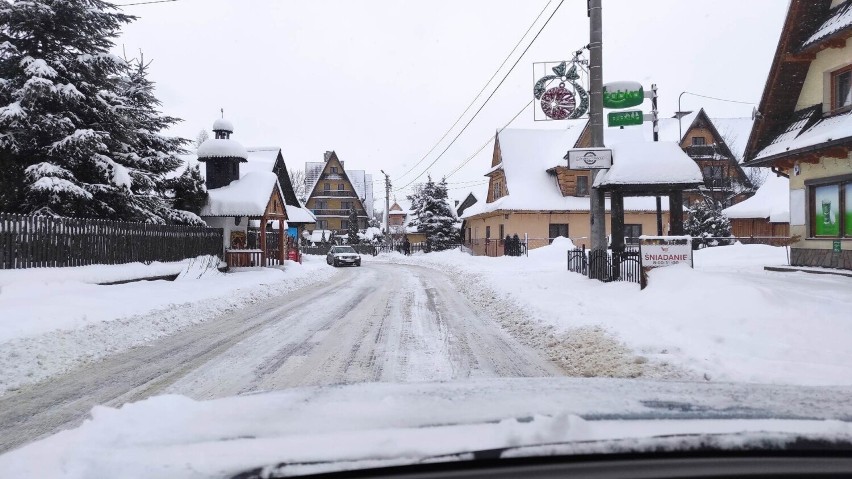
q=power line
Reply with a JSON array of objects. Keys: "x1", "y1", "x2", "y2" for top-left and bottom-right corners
[
  {"x1": 393, "y1": 0, "x2": 552, "y2": 182},
  {"x1": 116, "y1": 0, "x2": 178, "y2": 5},
  {"x1": 680, "y1": 91, "x2": 756, "y2": 106},
  {"x1": 395, "y1": 0, "x2": 566, "y2": 192},
  {"x1": 445, "y1": 99, "x2": 533, "y2": 179}
]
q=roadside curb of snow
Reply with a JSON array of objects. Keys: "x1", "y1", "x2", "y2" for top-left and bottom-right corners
[
  {"x1": 375, "y1": 254, "x2": 694, "y2": 380},
  {"x1": 0, "y1": 265, "x2": 339, "y2": 397}
]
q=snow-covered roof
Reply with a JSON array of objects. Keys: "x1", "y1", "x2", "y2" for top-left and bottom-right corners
[
  {"x1": 197, "y1": 138, "x2": 248, "y2": 161},
  {"x1": 308, "y1": 229, "x2": 334, "y2": 243},
  {"x1": 801, "y1": 0, "x2": 852, "y2": 51},
  {"x1": 463, "y1": 127, "x2": 674, "y2": 218},
  {"x1": 593, "y1": 141, "x2": 704, "y2": 188},
  {"x1": 285, "y1": 204, "x2": 316, "y2": 224},
  {"x1": 240, "y1": 146, "x2": 280, "y2": 175},
  {"x1": 212, "y1": 118, "x2": 234, "y2": 132},
  {"x1": 200, "y1": 171, "x2": 278, "y2": 217},
  {"x1": 754, "y1": 108, "x2": 852, "y2": 161},
  {"x1": 722, "y1": 174, "x2": 790, "y2": 223}
]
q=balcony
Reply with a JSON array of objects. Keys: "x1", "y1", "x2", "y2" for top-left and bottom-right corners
[
  {"x1": 312, "y1": 209, "x2": 368, "y2": 217},
  {"x1": 685, "y1": 145, "x2": 719, "y2": 158},
  {"x1": 703, "y1": 178, "x2": 733, "y2": 189},
  {"x1": 313, "y1": 190, "x2": 356, "y2": 198}
]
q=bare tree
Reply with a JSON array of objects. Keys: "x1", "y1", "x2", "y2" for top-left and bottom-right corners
[
  {"x1": 289, "y1": 168, "x2": 306, "y2": 202},
  {"x1": 744, "y1": 166, "x2": 769, "y2": 189},
  {"x1": 195, "y1": 129, "x2": 210, "y2": 148}
]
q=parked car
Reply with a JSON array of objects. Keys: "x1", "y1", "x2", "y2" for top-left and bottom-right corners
[{"x1": 326, "y1": 245, "x2": 361, "y2": 267}]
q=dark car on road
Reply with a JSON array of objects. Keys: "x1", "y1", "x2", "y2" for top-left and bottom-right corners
[{"x1": 326, "y1": 246, "x2": 361, "y2": 267}]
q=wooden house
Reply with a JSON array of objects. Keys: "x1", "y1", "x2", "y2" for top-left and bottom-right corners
[
  {"x1": 744, "y1": 0, "x2": 852, "y2": 269},
  {"x1": 304, "y1": 151, "x2": 370, "y2": 240},
  {"x1": 722, "y1": 174, "x2": 791, "y2": 243}
]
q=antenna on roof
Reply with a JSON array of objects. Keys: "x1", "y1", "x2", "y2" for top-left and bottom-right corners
[{"x1": 220, "y1": 108, "x2": 224, "y2": 119}]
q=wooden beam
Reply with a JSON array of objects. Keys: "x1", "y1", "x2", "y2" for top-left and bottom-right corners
[
  {"x1": 823, "y1": 146, "x2": 850, "y2": 159},
  {"x1": 782, "y1": 53, "x2": 816, "y2": 62}
]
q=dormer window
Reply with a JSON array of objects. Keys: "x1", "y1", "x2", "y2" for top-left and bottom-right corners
[
  {"x1": 832, "y1": 66, "x2": 852, "y2": 112},
  {"x1": 331, "y1": 167, "x2": 338, "y2": 173},
  {"x1": 691, "y1": 136, "x2": 706, "y2": 146}
]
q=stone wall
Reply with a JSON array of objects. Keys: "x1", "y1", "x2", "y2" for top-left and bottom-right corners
[{"x1": 791, "y1": 247, "x2": 852, "y2": 270}]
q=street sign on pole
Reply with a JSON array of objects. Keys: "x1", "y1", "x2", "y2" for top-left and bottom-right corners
[
  {"x1": 565, "y1": 149, "x2": 613, "y2": 169},
  {"x1": 607, "y1": 110, "x2": 643, "y2": 127},
  {"x1": 602, "y1": 81, "x2": 644, "y2": 109}
]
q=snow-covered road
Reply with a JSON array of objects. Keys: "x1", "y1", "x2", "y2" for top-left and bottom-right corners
[{"x1": 0, "y1": 262, "x2": 562, "y2": 453}]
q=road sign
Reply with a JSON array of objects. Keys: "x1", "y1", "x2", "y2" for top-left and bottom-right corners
[
  {"x1": 603, "y1": 81, "x2": 644, "y2": 109},
  {"x1": 608, "y1": 110, "x2": 643, "y2": 127},
  {"x1": 565, "y1": 149, "x2": 613, "y2": 169}
]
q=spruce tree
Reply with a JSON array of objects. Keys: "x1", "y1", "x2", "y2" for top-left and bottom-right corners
[
  {"x1": 347, "y1": 207, "x2": 359, "y2": 245},
  {"x1": 167, "y1": 163, "x2": 207, "y2": 214},
  {"x1": 0, "y1": 0, "x2": 196, "y2": 223},
  {"x1": 408, "y1": 176, "x2": 458, "y2": 252},
  {"x1": 685, "y1": 196, "x2": 732, "y2": 249}
]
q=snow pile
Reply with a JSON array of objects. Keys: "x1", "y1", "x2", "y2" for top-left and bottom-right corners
[
  {"x1": 376, "y1": 243, "x2": 852, "y2": 386},
  {"x1": 200, "y1": 171, "x2": 279, "y2": 216},
  {"x1": 0, "y1": 259, "x2": 193, "y2": 287},
  {"x1": 212, "y1": 117, "x2": 234, "y2": 132},
  {"x1": 197, "y1": 138, "x2": 248, "y2": 160},
  {"x1": 0, "y1": 256, "x2": 338, "y2": 396},
  {"x1": 722, "y1": 174, "x2": 789, "y2": 222}
]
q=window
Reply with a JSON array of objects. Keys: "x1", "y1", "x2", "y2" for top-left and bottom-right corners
[
  {"x1": 692, "y1": 136, "x2": 706, "y2": 146},
  {"x1": 324, "y1": 183, "x2": 330, "y2": 191},
  {"x1": 338, "y1": 183, "x2": 344, "y2": 190},
  {"x1": 485, "y1": 226, "x2": 491, "y2": 239},
  {"x1": 499, "y1": 224, "x2": 505, "y2": 241},
  {"x1": 624, "y1": 224, "x2": 642, "y2": 244},
  {"x1": 493, "y1": 181, "x2": 502, "y2": 199},
  {"x1": 575, "y1": 175, "x2": 589, "y2": 196},
  {"x1": 317, "y1": 220, "x2": 328, "y2": 230},
  {"x1": 548, "y1": 224, "x2": 569, "y2": 243},
  {"x1": 330, "y1": 167, "x2": 338, "y2": 173},
  {"x1": 341, "y1": 220, "x2": 349, "y2": 230},
  {"x1": 317, "y1": 200, "x2": 326, "y2": 210},
  {"x1": 807, "y1": 175, "x2": 852, "y2": 238},
  {"x1": 342, "y1": 201, "x2": 352, "y2": 210},
  {"x1": 832, "y1": 66, "x2": 852, "y2": 111}
]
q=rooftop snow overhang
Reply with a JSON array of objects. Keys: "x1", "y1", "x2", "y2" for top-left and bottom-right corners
[{"x1": 799, "y1": 0, "x2": 852, "y2": 54}]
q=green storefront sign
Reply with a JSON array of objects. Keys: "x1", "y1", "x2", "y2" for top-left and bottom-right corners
[
  {"x1": 602, "y1": 81, "x2": 644, "y2": 109},
  {"x1": 608, "y1": 110, "x2": 643, "y2": 127}
]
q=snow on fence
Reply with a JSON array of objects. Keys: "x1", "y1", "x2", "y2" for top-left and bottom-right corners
[{"x1": 0, "y1": 213, "x2": 224, "y2": 269}]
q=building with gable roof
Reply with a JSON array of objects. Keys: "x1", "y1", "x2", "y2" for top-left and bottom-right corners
[
  {"x1": 744, "y1": 0, "x2": 852, "y2": 269},
  {"x1": 195, "y1": 118, "x2": 291, "y2": 266},
  {"x1": 304, "y1": 151, "x2": 370, "y2": 238}
]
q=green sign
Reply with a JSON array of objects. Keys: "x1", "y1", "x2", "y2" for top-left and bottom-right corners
[
  {"x1": 608, "y1": 110, "x2": 643, "y2": 127},
  {"x1": 603, "y1": 81, "x2": 644, "y2": 109},
  {"x1": 834, "y1": 240, "x2": 842, "y2": 253}
]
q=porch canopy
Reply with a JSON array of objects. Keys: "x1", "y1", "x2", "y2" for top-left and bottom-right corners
[
  {"x1": 590, "y1": 141, "x2": 703, "y2": 249},
  {"x1": 201, "y1": 171, "x2": 289, "y2": 265}
]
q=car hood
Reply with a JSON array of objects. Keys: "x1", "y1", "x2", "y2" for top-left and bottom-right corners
[
  {"x1": 3, "y1": 378, "x2": 852, "y2": 478},
  {"x1": 333, "y1": 253, "x2": 359, "y2": 257}
]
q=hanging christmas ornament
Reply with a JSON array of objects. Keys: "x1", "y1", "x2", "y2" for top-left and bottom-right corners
[
  {"x1": 534, "y1": 61, "x2": 589, "y2": 120},
  {"x1": 540, "y1": 83, "x2": 575, "y2": 120}
]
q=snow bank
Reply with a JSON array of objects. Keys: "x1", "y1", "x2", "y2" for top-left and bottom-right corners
[
  {"x1": 0, "y1": 258, "x2": 195, "y2": 288},
  {"x1": 0, "y1": 256, "x2": 338, "y2": 396},
  {"x1": 376, "y1": 243, "x2": 852, "y2": 386}
]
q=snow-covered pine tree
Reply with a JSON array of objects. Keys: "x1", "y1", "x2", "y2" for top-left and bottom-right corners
[
  {"x1": 167, "y1": 163, "x2": 207, "y2": 214},
  {"x1": 685, "y1": 195, "x2": 732, "y2": 249},
  {"x1": 347, "y1": 207, "x2": 359, "y2": 245},
  {"x1": 407, "y1": 175, "x2": 458, "y2": 252},
  {"x1": 0, "y1": 0, "x2": 197, "y2": 223}
]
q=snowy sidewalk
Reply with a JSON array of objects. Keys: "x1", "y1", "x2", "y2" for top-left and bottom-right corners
[
  {"x1": 374, "y1": 242, "x2": 852, "y2": 386},
  {"x1": 0, "y1": 256, "x2": 338, "y2": 396}
]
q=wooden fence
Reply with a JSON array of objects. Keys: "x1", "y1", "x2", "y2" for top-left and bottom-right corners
[{"x1": 0, "y1": 213, "x2": 224, "y2": 269}]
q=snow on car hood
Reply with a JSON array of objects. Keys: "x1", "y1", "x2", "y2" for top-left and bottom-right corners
[{"x1": 2, "y1": 378, "x2": 852, "y2": 479}]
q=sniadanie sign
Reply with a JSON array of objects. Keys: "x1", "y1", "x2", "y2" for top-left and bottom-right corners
[
  {"x1": 638, "y1": 236, "x2": 692, "y2": 289},
  {"x1": 565, "y1": 148, "x2": 613, "y2": 169}
]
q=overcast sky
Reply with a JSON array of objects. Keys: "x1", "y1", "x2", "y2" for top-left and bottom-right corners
[{"x1": 114, "y1": 0, "x2": 788, "y2": 205}]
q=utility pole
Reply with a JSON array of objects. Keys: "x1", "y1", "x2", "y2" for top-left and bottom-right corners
[
  {"x1": 652, "y1": 83, "x2": 663, "y2": 235},
  {"x1": 380, "y1": 170, "x2": 391, "y2": 236},
  {"x1": 588, "y1": 0, "x2": 607, "y2": 280}
]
